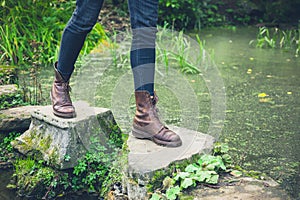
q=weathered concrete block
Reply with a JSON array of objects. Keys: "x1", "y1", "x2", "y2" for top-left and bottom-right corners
[
  {"x1": 0, "y1": 84, "x2": 17, "y2": 96},
  {"x1": 0, "y1": 106, "x2": 42, "y2": 133},
  {"x1": 11, "y1": 101, "x2": 121, "y2": 169},
  {"x1": 125, "y1": 126, "x2": 215, "y2": 199}
]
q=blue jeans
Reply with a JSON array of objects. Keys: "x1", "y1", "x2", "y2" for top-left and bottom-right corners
[{"x1": 57, "y1": 0, "x2": 158, "y2": 96}]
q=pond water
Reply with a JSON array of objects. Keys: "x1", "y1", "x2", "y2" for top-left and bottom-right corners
[
  {"x1": 0, "y1": 26, "x2": 299, "y2": 199},
  {"x1": 194, "y1": 26, "x2": 300, "y2": 198}
]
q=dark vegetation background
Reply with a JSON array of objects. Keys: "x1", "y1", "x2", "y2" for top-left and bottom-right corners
[{"x1": 0, "y1": 0, "x2": 299, "y2": 67}]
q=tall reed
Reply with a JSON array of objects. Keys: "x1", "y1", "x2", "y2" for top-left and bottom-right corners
[{"x1": 250, "y1": 26, "x2": 300, "y2": 57}]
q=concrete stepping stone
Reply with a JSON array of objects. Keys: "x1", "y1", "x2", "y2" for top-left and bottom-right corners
[
  {"x1": 0, "y1": 105, "x2": 42, "y2": 133},
  {"x1": 11, "y1": 101, "x2": 121, "y2": 169},
  {"x1": 0, "y1": 84, "x2": 18, "y2": 96},
  {"x1": 125, "y1": 126, "x2": 215, "y2": 199}
]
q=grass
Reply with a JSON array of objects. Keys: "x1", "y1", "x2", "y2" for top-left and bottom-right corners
[
  {"x1": 0, "y1": 1, "x2": 106, "y2": 68},
  {"x1": 0, "y1": 0, "x2": 106, "y2": 105}
]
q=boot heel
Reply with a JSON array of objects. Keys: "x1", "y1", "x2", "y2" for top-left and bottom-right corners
[{"x1": 132, "y1": 128, "x2": 152, "y2": 139}]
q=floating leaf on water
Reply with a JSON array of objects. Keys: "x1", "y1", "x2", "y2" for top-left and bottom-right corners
[
  {"x1": 258, "y1": 93, "x2": 268, "y2": 98},
  {"x1": 259, "y1": 98, "x2": 273, "y2": 103}
]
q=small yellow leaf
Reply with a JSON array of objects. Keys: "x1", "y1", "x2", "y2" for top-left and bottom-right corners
[
  {"x1": 247, "y1": 69, "x2": 252, "y2": 74},
  {"x1": 258, "y1": 93, "x2": 268, "y2": 98},
  {"x1": 287, "y1": 92, "x2": 292, "y2": 95},
  {"x1": 259, "y1": 98, "x2": 272, "y2": 103},
  {"x1": 249, "y1": 57, "x2": 254, "y2": 61}
]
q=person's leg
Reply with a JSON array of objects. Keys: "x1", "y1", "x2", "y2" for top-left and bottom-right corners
[
  {"x1": 57, "y1": 0, "x2": 104, "y2": 81},
  {"x1": 128, "y1": 0, "x2": 158, "y2": 96},
  {"x1": 51, "y1": 0, "x2": 104, "y2": 118},
  {"x1": 128, "y1": 0, "x2": 182, "y2": 147}
]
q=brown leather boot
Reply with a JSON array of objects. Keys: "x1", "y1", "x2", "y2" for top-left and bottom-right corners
[
  {"x1": 50, "y1": 63, "x2": 76, "y2": 118},
  {"x1": 132, "y1": 91, "x2": 182, "y2": 147}
]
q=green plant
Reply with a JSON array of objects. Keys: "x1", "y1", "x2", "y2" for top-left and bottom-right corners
[
  {"x1": 150, "y1": 143, "x2": 234, "y2": 200},
  {"x1": 156, "y1": 28, "x2": 203, "y2": 74},
  {"x1": 255, "y1": 27, "x2": 276, "y2": 48},
  {"x1": 158, "y1": 0, "x2": 225, "y2": 30},
  {"x1": 0, "y1": 1, "x2": 68, "y2": 66},
  {"x1": 0, "y1": 0, "x2": 105, "y2": 79},
  {"x1": 0, "y1": 65, "x2": 18, "y2": 85},
  {"x1": 250, "y1": 26, "x2": 300, "y2": 57},
  {"x1": 72, "y1": 145, "x2": 123, "y2": 195},
  {"x1": 0, "y1": 132, "x2": 20, "y2": 162},
  {"x1": 0, "y1": 90, "x2": 27, "y2": 109},
  {"x1": 10, "y1": 128, "x2": 126, "y2": 199},
  {"x1": 12, "y1": 156, "x2": 57, "y2": 199},
  {"x1": 71, "y1": 126, "x2": 125, "y2": 196}
]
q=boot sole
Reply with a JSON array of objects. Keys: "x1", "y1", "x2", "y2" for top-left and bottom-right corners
[
  {"x1": 132, "y1": 127, "x2": 182, "y2": 148},
  {"x1": 53, "y1": 110, "x2": 76, "y2": 118}
]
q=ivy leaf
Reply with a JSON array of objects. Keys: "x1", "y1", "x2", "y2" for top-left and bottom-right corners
[
  {"x1": 194, "y1": 170, "x2": 211, "y2": 182},
  {"x1": 206, "y1": 173, "x2": 219, "y2": 184},
  {"x1": 150, "y1": 193, "x2": 161, "y2": 200},
  {"x1": 166, "y1": 186, "x2": 180, "y2": 200},
  {"x1": 220, "y1": 143, "x2": 229, "y2": 153},
  {"x1": 185, "y1": 164, "x2": 199, "y2": 172},
  {"x1": 173, "y1": 172, "x2": 190, "y2": 181},
  {"x1": 216, "y1": 156, "x2": 226, "y2": 170},
  {"x1": 206, "y1": 163, "x2": 216, "y2": 171},
  {"x1": 181, "y1": 178, "x2": 194, "y2": 189},
  {"x1": 222, "y1": 154, "x2": 232, "y2": 165}
]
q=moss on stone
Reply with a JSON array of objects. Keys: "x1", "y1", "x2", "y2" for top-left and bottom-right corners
[
  {"x1": 38, "y1": 134, "x2": 52, "y2": 152},
  {"x1": 47, "y1": 146, "x2": 60, "y2": 167},
  {"x1": 0, "y1": 113, "x2": 11, "y2": 120},
  {"x1": 13, "y1": 156, "x2": 56, "y2": 198}
]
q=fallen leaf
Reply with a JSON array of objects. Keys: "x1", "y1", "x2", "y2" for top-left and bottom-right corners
[
  {"x1": 259, "y1": 98, "x2": 272, "y2": 103},
  {"x1": 258, "y1": 93, "x2": 268, "y2": 98}
]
